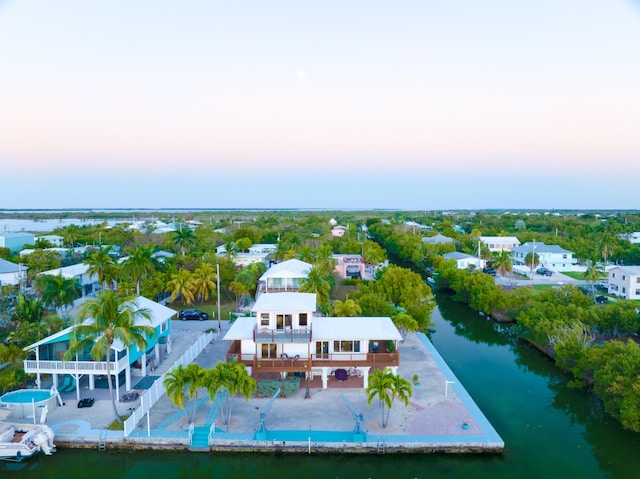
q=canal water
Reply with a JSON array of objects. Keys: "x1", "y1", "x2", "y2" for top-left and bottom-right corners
[{"x1": 3, "y1": 293, "x2": 639, "y2": 478}]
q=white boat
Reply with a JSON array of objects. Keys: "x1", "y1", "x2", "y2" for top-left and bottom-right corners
[{"x1": 0, "y1": 422, "x2": 56, "y2": 462}]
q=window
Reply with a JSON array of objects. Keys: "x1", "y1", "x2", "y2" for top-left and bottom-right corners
[
  {"x1": 261, "y1": 344, "x2": 277, "y2": 359},
  {"x1": 623, "y1": 275, "x2": 626, "y2": 280},
  {"x1": 622, "y1": 287, "x2": 626, "y2": 294},
  {"x1": 562, "y1": 254, "x2": 567, "y2": 259},
  {"x1": 260, "y1": 313, "x2": 269, "y2": 327},
  {"x1": 333, "y1": 340, "x2": 361, "y2": 353},
  {"x1": 299, "y1": 313, "x2": 308, "y2": 327},
  {"x1": 271, "y1": 278, "x2": 283, "y2": 289},
  {"x1": 160, "y1": 320, "x2": 168, "y2": 334},
  {"x1": 316, "y1": 341, "x2": 329, "y2": 358},
  {"x1": 612, "y1": 273, "x2": 616, "y2": 278}
]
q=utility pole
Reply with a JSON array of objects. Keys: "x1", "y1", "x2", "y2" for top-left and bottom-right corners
[{"x1": 216, "y1": 263, "x2": 221, "y2": 332}]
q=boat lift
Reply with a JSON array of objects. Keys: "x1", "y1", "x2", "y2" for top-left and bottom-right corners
[
  {"x1": 255, "y1": 388, "x2": 281, "y2": 440},
  {"x1": 339, "y1": 392, "x2": 366, "y2": 441}
]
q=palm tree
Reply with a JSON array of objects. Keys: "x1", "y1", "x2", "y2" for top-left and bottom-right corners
[
  {"x1": 35, "y1": 274, "x2": 81, "y2": 311},
  {"x1": 366, "y1": 368, "x2": 412, "y2": 428},
  {"x1": 63, "y1": 291, "x2": 153, "y2": 423},
  {"x1": 585, "y1": 258, "x2": 604, "y2": 302},
  {"x1": 163, "y1": 363, "x2": 207, "y2": 424},
  {"x1": 191, "y1": 262, "x2": 216, "y2": 305},
  {"x1": 121, "y1": 244, "x2": 157, "y2": 296},
  {"x1": 299, "y1": 266, "x2": 331, "y2": 311},
  {"x1": 166, "y1": 269, "x2": 195, "y2": 305},
  {"x1": 491, "y1": 250, "x2": 513, "y2": 277},
  {"x1": 204, "y1": 359, "x2": 256, "y2": 427},
  {"x1": 173, "y1": 227, "x2": 196, "y2": 257},
  {"x1": 85, "y1": 247, "x2": 117, "y2": 291},
  {"x1": 331, "y1": 298, "x2": 362, "y2": 317},
  {"x1": 366, "y1": 368, "x2": 394, "y2": 428}
]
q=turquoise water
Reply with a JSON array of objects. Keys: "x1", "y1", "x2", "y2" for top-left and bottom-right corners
[
  {"x1": 1, "y1": 389, "x2": 52, "y2": 404},
  {"x1": 3, "y1": 294, "x2": 640, "y2": 478}
]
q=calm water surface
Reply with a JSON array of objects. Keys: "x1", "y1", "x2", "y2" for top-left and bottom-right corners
[{"x1": 3, "y1": 294, "x2": 639, "y2": 478}]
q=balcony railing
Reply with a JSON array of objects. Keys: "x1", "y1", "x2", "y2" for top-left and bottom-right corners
[
  {"x1": 254, "y1": 326, "x2": 312, "y2": 344},
  {"x1": 23, "y1": 356, "x2": 129, "y2": 375},
  {"x1": 226, "y1": 351, "x2": 400, "y2": 372}
]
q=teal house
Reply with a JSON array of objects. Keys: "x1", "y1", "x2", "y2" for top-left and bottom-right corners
[
  {"x1": 23, "y1": 297, "x2": 175, "y2": 401},
  {"x1": 0, "y1": 232, "x2": 35, "y2": 253}
]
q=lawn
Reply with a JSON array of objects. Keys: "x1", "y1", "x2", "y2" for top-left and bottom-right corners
[{"x1": 562, "y1": 271, "x2": 607, "y2": 281}]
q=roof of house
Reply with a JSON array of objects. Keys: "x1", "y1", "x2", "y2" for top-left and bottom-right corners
[
  {"x1": 39, "y1": 263, "x2": 91, "y2": 279},
  {"x1": 252, "y1": 292, "x2": 317, "y2": 312},
  {"x1": 259, "y1": 259, "x2": 312, "y2": 280},
  {"x1": 610, "y1": 265, "x2": 640, "y2": 276},
  {"x1": 0, "y1": 257, "x2": 21, "y2": 274},
  {"x1": 0, "y1": 232, "x2": 35, "y2": 239},
  {"x1": 442, "y1": 252, "x2": 479, "y2": 261},
  {"x1": 223, "y1": 316, "x2": 402, "y2": 342},
  {"x1": 312, "y1": 317, "x2": 402, "y2": 341},
  {"x1": 512, "y1": 242, "x2": 573, "y2": 254},
  {"x1": 480, "y1": 236, "x2": 520, "y2": 244},
  {"x1": 24, "y1": 296, "x2": 176, "y2": 352},
  {"x1": 422, "y1": 233, "x2": 455, "y2": 244}
]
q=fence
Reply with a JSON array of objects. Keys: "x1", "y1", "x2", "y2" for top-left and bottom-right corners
[{"x1": 123, "y1": 331, "x2": 215, "y2": 437}]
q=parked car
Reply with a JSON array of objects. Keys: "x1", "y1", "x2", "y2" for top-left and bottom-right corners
[
  {"x1": 178, "y1": 309, "x2": 209, "y2": 321},
  {"x1": 482, "y1": 267, "x2": 497, "y2": 277},
  {"x1": 595, "y1": 295, "x2": 609, "y2": 304},
  {"x1": 536, "y1": 268, "x2": 553, "y2": 276}
]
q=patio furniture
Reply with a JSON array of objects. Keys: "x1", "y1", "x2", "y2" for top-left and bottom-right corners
[{"x1": 335, "y1": 369, "x2": 348, "y2": 381}]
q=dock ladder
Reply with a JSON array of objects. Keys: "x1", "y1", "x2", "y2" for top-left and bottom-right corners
[
  {"x1": 98, "y1": 431, "x2": 107, "y2": 451},
  {"x1": 376, "y1": 438, "x2": 385, "y2": 454}
]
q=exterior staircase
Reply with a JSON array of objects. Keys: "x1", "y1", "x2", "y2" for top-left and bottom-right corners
[{"x1": 189, "y1": 425, "x2": 211, "y2": 452}]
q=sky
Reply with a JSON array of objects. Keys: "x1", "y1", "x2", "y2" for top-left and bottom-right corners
[{"x1": 0, "y1": 0, "x2": 638, "y2": 210}]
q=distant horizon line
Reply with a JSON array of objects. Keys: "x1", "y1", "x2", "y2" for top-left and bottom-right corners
[{"x1": 1, "y1": 208, "x2": 639, "y2": 214}]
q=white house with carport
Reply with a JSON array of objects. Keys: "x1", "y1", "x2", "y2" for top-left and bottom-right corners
[
  {"x1": 23, "y1": 296, "x2": 175, "y2": 401},
  {"x1": 608, "y1": 266, "x2": 640, "y2": 300},
  {"x1": 510, "y1": 241, "x2": 575, "y2": 272},
  {"x1": 442, "y1": 252, "x2": 486, "y2": 270},
  {"x1": 224, "y1": 292, "x2": 402, "y2": 392},
  {"x1": 0, "y1": 258, "x2": 26, "y2": 286}
]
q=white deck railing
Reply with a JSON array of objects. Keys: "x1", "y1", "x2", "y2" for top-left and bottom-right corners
[
  {"x1": 23, "y1": 356, "x2": 128, "y2": 375},
  {"x1": 123, "y1": 331, "x2": 215, "y2": 437}
]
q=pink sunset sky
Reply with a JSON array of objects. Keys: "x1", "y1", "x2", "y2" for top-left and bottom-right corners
[{"x1": 0, "y1": 0, "x2": 638, "y2": 210}]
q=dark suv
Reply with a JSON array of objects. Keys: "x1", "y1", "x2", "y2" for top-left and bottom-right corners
[
  {"x1": 482, "y1": 267, "x2": 497, "y2": 277},
  {"x1": 178, "y1": 309, "x2": 209, "y2": 321},
  {"x1": 536, "y1": 268, "x2": 553, "y2": 276}
]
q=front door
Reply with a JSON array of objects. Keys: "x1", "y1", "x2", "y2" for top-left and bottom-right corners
[{"x1": 316, "y1": 341, "x2": 329, "y2": 359}]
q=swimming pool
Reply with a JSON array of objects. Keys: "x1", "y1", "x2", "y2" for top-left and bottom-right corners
[{"x1": 0, "y1": 389, "x2": 58, "y2": 419}]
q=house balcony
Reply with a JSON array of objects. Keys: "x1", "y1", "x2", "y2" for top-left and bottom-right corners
[
  {"x1": 253, "y1": 326, "x2": 312, "y2": 344},
  {"x1": 23, "y1": 355, "x2": 129, "y2": 375},
  {"x1": 225, "y1": 345, "x2": 400, "y2": 373}
]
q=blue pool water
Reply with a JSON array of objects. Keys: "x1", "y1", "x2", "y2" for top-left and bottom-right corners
[{"x1": 1, "y1": 389, "x2": 52, "y2": 404}]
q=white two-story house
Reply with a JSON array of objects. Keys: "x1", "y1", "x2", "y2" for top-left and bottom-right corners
[
  {"x1": 608, "y1": 266, "x2": 640, "y2": 300},
  {"x1": 510, "y1": 241, "x2": 576, "y2": 272},
  {"x1": 480, "y1": 236, "x2": 520, "y2": 252},
  {"x1": 224, "y1": 292, "x2": 402, "y2": 392}
]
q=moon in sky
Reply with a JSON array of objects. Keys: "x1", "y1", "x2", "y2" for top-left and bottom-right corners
[{"x1": 297, "y1": 70, "x2": 306, "y2": 79}]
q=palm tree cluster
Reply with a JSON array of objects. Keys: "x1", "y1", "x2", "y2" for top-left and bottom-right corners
[
  {"x1": 164, "y1": 359, "x2": 255, "y2": 427},
  {"x1": 366, "y1": 368, "x2": 413, "y2": 428}
]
